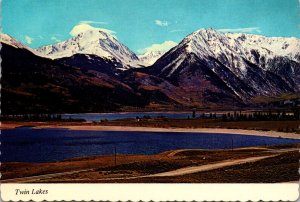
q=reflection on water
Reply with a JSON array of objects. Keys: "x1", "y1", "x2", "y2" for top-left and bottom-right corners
[{"x1": 1, "y1": 127, "x2": 299, "y2": 163}]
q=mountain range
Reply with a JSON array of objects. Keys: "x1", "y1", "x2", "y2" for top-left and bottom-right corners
[{"x1": 1, "y1": 28, "x2": 299, "y2": 113}]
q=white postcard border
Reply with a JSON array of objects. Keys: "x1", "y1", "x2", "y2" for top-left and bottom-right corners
[{"x1": 1, "y1": 183, "x2": 299, "y2": 201}]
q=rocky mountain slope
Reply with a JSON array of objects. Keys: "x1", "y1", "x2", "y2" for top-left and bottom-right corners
[{"x1": 148, "y1": 29, "x2": 300, "y2": 106}]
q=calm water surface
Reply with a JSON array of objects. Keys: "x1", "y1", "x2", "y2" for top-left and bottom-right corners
[{"x1": 1, "y1": 127, "x2": 299, "y2": 163}]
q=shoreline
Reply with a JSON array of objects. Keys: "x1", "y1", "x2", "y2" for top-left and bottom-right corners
[
  {"x1": 47, "y1": 125, "x2": 300, "y2": 139},
  {"x1": 2, "y1": 122, "x2": 300, "y2": 139}
]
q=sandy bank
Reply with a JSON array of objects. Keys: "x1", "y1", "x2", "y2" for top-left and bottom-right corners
[
  {"x1": 2, "y1": 122, "x2": 300, "y2": 139},
  {"x1": 31, "y1": 125, "x2": 300, "y2": 139}
]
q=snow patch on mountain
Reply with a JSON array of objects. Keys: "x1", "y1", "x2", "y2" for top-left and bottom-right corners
[{"x1": 164, "y1": 54, "x2": 186, "y2": 77}]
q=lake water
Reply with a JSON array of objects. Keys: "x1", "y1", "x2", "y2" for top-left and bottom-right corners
[
  {"x1": 1, "y1": 127, "x2": 299, "y2": 163},
  {"x1": 62, "y1": 112, "x2": 221, "y2": 121}
]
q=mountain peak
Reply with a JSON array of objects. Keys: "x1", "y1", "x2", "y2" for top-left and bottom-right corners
[
  {"x1": 35, "y1": 30, "x2": 140, "y2": 69},
  {"x1": 180, "y1": 28, "x2": 300, "y2": 65},
  {"x1": 189, "y1": 28, "x2": 222, "y2": 39},
  {"x1": 195, "y1": 27, "x2": 218, "y2": 33},
  {"x1": 73, "y1": 28, "x2": 117, "y2": 43},
  {"x1": 183, "y1": 28, "x2": 230, "y2": 59}
]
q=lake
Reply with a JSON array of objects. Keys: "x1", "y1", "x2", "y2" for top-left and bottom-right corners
[
  {"x1": 61, "y1": 112, "x2": 222, "y2": 121},
  {"x1": 1, "y1": 127, "x2": 299, "y2": 163}
]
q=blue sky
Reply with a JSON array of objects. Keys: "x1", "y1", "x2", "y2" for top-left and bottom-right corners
[{"x1": 2, "y1": 0, "x2": 300, "y2": 53}]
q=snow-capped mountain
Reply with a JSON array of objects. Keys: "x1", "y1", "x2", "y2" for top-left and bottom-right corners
[
  {"x1": 138, "y1": 41, "x2": 177, "y2": 66},
  {"x1": 161, "y1": 28, "x2": 300, "y2": 76},
  {"x1": 150, "y1": 28, "x2": 300, "y2": 104},
  {"x1": 35, "y1": 29, "x2": 140, "y2": 70},
  {"x1": 139, "y1": 50, "x2": 168, "y2": 66}
]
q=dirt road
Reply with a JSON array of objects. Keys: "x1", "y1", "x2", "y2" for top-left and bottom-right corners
[{"x1": 148, "y1": 155, "x2": 276, "y2": 177}]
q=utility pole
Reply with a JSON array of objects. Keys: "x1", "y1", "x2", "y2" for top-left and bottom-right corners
[{"x1": 114, "y1": 146, "x2": 117, "y2": 167}]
